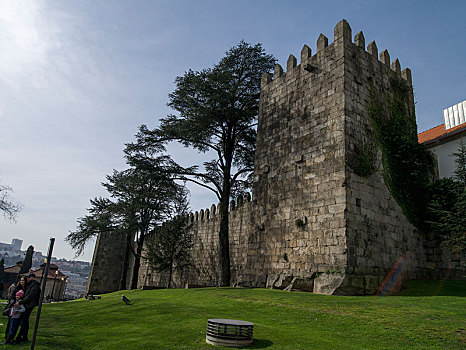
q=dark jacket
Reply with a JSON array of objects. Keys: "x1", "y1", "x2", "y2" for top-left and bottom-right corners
[{"x1": 19, "y1": 280, "x2": 41, "y2": 309}]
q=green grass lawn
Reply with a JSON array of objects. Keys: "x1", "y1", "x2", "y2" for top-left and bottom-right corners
[{"x1": 1, "y1": 281, "x2": 465, "y2": 350}]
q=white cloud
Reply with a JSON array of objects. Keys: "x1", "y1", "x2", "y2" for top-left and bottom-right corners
[{"x1": 0, "y1": 1, "x2": 50, "y2": 91}]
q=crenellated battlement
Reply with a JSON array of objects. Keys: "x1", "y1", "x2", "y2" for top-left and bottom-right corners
[
  {"x1": 261, "y1": 19, "x2": 412, "y2": 90},
  {"x1": 188, "y1": 193, "x2": 252, "y2": 223}
]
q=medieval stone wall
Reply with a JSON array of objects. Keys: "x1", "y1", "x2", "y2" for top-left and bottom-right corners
[
  {"x1": 86, "y1": 230, "x2": 127, "y2": 294},
  {"x1": 337, "y1": 20, "x2": 426, "y2": 294},
  {"x1": 424, "y1": 232, "x2": 466, "y2": 280},
  {"x1": 138, "y1": 196, "x2": 254, "y2": 288},
  {"x1": 88, "y1": 19, "x2": 464, "y2": 296},
  {"x1": 139, "y1": 22, "x2": 351, "y2": 291},
  {"x1": 250, "y1": 26, "x2": 348, "y2": 291}
]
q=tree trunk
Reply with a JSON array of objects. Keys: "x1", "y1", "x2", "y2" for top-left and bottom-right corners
[
  {"x1": 0, "y1": 258, "x2": 4, "y2": 296},
  {"x1": 120, "y1": 233, "x2": 132, "y2": 290},
  {"x1": 218, "y1": 194, "x2": 231, "y2": 286},
  {"x1": 131, "y1": 231, "x2": 145, "y2": 289},
  {"x1": 167, "y1": 262, "x2": 173, "y2": 289}
]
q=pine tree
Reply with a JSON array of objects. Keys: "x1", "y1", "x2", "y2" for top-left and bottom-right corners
[
  {"x1": 127, "y1": 42, "x2": 275, "y2": 286},
  {"x1": 427, "y1": 139, "x2": 466, "y2": 254},
  {"x1": 145, "y1": 192, "x2": 192, "y2": 288},
  {"x1": 0, "y1": 258, "x2": 4, "y2": 296},
  {"x1": 453, "y1": 139, "x2": 466, "y2": 186},
  {"x1": 67, "y1": 155, "x2": 188, "y2": 289},
  {"x1": 19, "y1": 245, "x2": 34, "y2": 274}
]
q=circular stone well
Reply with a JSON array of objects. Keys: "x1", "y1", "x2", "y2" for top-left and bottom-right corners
[{"x1": 206, "y1": 319, "x2": 254, "y2": 347}]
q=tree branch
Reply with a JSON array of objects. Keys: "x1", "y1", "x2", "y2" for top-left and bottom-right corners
[
  {"x1": 231, "y1": 167, "x2": 254, "y2": 183},
  {"x1": 174, "y1": 175, "x2": 221, "y2": 199},
  {"x1": 160, "y1": 135, "x2": 221, "y2": 155}
]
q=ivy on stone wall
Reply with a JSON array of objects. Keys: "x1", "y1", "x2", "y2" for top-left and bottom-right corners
[
  {"x1": 367, "y1": 75, "x2": 434, "y2": 229},
  {"x1": 348, "y1": 139, "x2": 377, "y2": 177}
]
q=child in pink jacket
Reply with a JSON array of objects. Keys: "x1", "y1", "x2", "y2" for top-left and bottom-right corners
[{"x1": 2, "y1": 290, "x2": 26, "y2": 345}]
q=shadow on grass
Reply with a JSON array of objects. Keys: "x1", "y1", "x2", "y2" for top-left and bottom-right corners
[
  {"x1": 18, "y1": 333, "x2": 84, "y2": 350},
  {"x1": 398, "y1": 280, "x2": 466, "y2": 297},
  {"x1": 5, "y1": 340, "x2": 82, "y2": 350},
  {"x1": 247, "y1": 339, "x2": 274, "y2": 348}
]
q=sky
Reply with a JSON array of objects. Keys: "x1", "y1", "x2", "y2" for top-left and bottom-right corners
[{"x1": 0, "y1": 0, "x2": 465, "y2": 262}]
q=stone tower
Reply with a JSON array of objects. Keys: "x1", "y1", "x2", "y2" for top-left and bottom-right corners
[
  {"x1": 86, "y1": 231, "x2": 130, "y2": 294},
  {"x1": 249, "y1": 19, "x2": 424, "y2": 294}
]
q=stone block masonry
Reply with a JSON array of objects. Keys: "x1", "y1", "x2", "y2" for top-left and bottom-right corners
[
  {"x1": 139, "y1": 195, "x2": 254, "y2": 289},
  {"x1": 89, "y1": 20, "x2": 465, "y2": 296},
  {"x1": 86, "y1": 230, "x2": 128, "y2": 295}
]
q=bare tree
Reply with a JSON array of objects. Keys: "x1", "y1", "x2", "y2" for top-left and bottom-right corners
[{"x1": 0, "y1": 184, "x2": 22, "y2": 222}]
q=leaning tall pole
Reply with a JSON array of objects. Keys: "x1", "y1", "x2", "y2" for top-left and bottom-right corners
[{"x1": 30, "y1": 237, "x2": 54, "y2": 350}]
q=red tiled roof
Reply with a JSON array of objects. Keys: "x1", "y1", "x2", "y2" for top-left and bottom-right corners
[
  {"x1": 418, "y1": 122, "x2": 466, "y2": 145},
  {"x1": 4, "y1": 265, "x2": 21, "y2": 274}
]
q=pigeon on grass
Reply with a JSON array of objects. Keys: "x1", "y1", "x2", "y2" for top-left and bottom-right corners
[{"x1": 122, "y1": 295, "x2": 131, "y2": 305}]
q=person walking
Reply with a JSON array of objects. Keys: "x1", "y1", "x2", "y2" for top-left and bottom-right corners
[
  {"x1": 1, "y1": 290, "x2": 26, "y2": 345},
  {"x1": 14, "y1": 273, "x2": 40, "y2": 344}
]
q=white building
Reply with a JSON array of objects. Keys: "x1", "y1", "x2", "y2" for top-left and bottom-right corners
[
  {"x1": 419, "y1": 100, "x2": 466, "y2": 179},
  {"x1": 0, "y1": 238, "x2": 23, "y2": 252}
]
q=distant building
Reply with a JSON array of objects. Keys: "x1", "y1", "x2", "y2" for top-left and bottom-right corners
[
  {"x1": 0, "y1": 238, "x2": 23, "y2": 252},
  {"x1": 1, "y1": 238, "x2": 89, "y2": 299},
  {"x1": 31, "y1": 263, "x2": 68, "y2": 301},
  {"x1": 11, "y1": 239, "x2": 22, "y2": 251},
  {"x1": 0, "y1": 238, "x2": 25, "y2": 268},
  {"x1": 418, "y1": 100, "x2": 466, "y2": 178},
  {"x1": 60, "y1": 271, "x2": 88, "y2": 298},
  {"x1": 31, "y1": 250, "x2": 47, "y2": 270},
  {"x1": 2, "y1": 261, "x2": 69, "y2": 301},
  {"x1": 1, "y1": 261, "x2": 23, "y2": 299}
]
